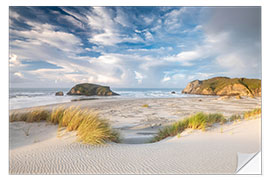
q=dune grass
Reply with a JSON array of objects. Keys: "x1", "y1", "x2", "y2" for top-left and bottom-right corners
[
  {"x1": 9, "y1": 108, "x2": 50, "y2": 123},
  {"x1": 244, "y1": 108, "x2": 261, "y2": 119},
  {"x1": 142, "y1": 104, "x2": 149, "y2": 108},
  {"x1": 10, "y1": 106, "x2": 120, "y2": 145},
  {"x1": 229, "y1": 114, "x2": 241, "y2": 122},
  {"x1": 151, "y1": 112, "x2": 226, "y2": 142},
  {"x1": 49, "y1": 106, "x2": 65, "y2": 125},
  {"x1": 152, "y1": 108, "x2": 261, "y2": 143},
  {"x1": 50, "y1": 106, "x2": 120, "y2": 144}
]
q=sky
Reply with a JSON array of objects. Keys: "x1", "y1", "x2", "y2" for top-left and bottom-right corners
[{"x1": 9, "y1": 7, "x2": 261, "y2": 88}]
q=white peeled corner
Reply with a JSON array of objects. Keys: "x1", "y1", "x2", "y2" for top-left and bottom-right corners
[{"x1": 236, "y1": 152, "x2": 261, "y2": 174}]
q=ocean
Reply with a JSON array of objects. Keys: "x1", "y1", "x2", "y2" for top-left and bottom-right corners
[{"x1": 9, "y1": 88, "x2": 201, "y2": 110}]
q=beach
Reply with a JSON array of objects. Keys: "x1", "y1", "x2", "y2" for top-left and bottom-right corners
[
  {"x1": 9, "y1": 96, "x2": 261, "y2": 174},
  {"x1": 8, "y1": 6, "x2": 263, "y2": 175}
]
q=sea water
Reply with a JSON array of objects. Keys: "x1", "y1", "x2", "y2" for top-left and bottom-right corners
[{"x1": 9, "y1": 88, "x2": 201, "y2": 110}]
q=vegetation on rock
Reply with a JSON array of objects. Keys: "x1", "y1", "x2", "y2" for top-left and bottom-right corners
[
  {"x1": 182, "y1": 77, "x2": 261, "y2": 97},
  {"x1": 67, "y1": 83, "x2": 119, "y2": 96}
]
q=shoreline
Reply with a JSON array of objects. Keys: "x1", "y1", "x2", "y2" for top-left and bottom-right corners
[{"x1": 9, "y1": 95, "x2": 259, "y2": 110}]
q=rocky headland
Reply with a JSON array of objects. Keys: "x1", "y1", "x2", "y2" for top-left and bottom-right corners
[{"x1": 182, "y1": 77, "x2": 261, "y2": 97}]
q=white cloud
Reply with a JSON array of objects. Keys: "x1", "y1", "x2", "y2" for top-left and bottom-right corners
[
  {"x1": 164, "y1": 8, "x2": 186, "y2": 31},
  {"x1": 144, "y1": 31, "x2": 153, "y2": 40},
  {"x1": 165, "y1": 51, "x2": 200, "y2": 62},
  {"x1": 143, "y1": 16, "x2": 154, "y2": 24},
  {"x1": 87, "y1": 7, "x2": 144, "y2": 46},
  {"x1": 9, "y1": 54, "x2": 20, "y2": 67},
  {"x1": 172, "y1": 73, "x2": 185, "y2": 80},
  {"x1": 134, "y1": 71, "x2": 145, "y2": 84},
  {"x1": 14, "y1": 72, "x2": 23, "y2": 78},
  {"x1": 161, "y1": 73, "x2": 186, "y2": 84},
  {"x1": 10, "y1": 23, "x2": 82, "y2": 53},
  {"x1": 89, "y1": 32, "x2": 121, "y2": 46},
  {"x1": 161, "y1": 76, "x2": 171, "y2": 82},
  {"x1": 114, "y1": 8, "x2": 133, "y2": 28}
]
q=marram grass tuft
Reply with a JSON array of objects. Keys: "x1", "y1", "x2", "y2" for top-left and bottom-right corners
[
  {"x1": 151, "y1": 112, "x2": 226, "y2": 142},
  {"x1": 10, "y1": 106, "x2": 120, "y2": 145}
]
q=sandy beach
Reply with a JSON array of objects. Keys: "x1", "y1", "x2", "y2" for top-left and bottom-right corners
[{"x1": 9, "y1": 96, "x2": 261, "y2": 174}]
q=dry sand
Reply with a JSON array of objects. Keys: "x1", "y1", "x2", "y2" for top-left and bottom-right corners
[{"x1": 9, "y1": 96, "x2": 261, "y2": 174}]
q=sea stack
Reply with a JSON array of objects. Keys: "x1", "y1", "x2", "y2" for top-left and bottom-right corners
[
  {"x1": 67, "y1": 83, "x2": 119, "y2": 96},
  {"x1": 55, "y1": 91, "x2": 64, "y2": 96}
]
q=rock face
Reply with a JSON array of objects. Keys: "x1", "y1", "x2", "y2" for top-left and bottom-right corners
[
  {"x1": 182, "y1": 77, "x2": 261, "y2": 97},
  {"x1": 55, "y1": 91, "x2": 64, "y2": 96},
  {"x1": 67, "y1": 83, "x2": 119, "y2": 96}
]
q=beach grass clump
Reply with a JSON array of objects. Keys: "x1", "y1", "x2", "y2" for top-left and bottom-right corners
[
  {"x1": 9, "y1": 113, "x2": 19, "y2": 122},
  {"x1": 76, "y1": 114, "x2": 120, "y2": 144},
  {"x1": 66, "y1": 109, "x2": 88, "y2": 131},
  {"x1": 142, "y1": 104, "x2": 149, "y2": 108},
  {"x1": 9, "y1": 109, "x2": 50, "y2": 122},
  {"x1": 49, "y1": 106, "x2": 120, "y2": 144},
  {"x1": 207, "y1": 113, "x2": 227, "y2": 125},
  {"x1": 229, "y1": 114, "x2": 241, "y2": 122},
  {"x1": 152, "y1": 118, "x2": 189, "y2": 142},
  {"x1": 10, "y1": 106, "x2": 120, "y2": 145},
  {"x1": 244, "y1": 108, "x2": 261, "y2": 119},
  {"x1": 152, "y1": 112, "x2": 226, "y2": 142},
  {"x1": 187, "y1": 112, "x2": 226, "y2": 130},
  {"x1": 187, "y1": 112, "x2": 208, "y2": 130},
  {"x1": 59, "y1": 106, "x2": 80, "y2": 127},
  {"x1": 25, "y1": 109, "x2": 50, "y2": 122},
  {"x1": 49, "y1": 106, "x2": 65, "y2": 124}
]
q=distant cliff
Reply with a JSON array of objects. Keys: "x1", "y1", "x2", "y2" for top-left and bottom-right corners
[
  {"x1": 182, "y1": 77, "x2": 261, "y2": 97},
  {"x1": 67, "y1": 83, "x2": 119, "y2": 96}
]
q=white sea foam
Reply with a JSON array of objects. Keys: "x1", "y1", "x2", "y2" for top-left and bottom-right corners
[{"x1": 9, "y1": 88, "x2": 205, "y2": 110}]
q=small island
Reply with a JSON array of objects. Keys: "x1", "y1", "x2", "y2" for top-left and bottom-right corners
[
  {"x1": 182, "y1": 77, "x2": 261, "y2": 97},
  {"x1": 67, "y1": 83, "x2": 119, "y2": 96}
]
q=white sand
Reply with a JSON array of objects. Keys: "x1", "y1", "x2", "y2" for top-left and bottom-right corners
[{"x1": 9, "y1": 97, "x2": 261, "y2": 174}]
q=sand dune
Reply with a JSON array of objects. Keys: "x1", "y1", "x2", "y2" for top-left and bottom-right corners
[{"x1": 9, "y1": 97, "x2": 261, "y2": 174}]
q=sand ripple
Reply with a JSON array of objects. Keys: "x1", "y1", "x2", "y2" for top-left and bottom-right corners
[{"x1": 10, "y1": 118, "x2": 260, "y2": 174}]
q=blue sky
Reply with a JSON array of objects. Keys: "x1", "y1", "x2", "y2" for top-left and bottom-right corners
[{"x1": 9, "y1": 7, "x2": 261, "y2": 88}]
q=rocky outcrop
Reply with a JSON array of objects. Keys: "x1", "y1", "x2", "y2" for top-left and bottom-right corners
[
  {"x1": 182, "y1": 80, "x2": 202, "y2": 94},
  {"x1": 67, "y1": 83, "x2": 119, "y2": 96},
  {"x1": 182, "y1": 77, "x2": 261, "y2": 97},
  {"x1": 55, "y1": 91, "x2": 64, "y2": 96}
]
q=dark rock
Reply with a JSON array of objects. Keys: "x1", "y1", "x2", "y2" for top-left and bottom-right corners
[
  {"x1": 55, "y1": 91, "x2": 64, "y2": 96},
  {"x1": 171, "y1": 91, "x2": 176, "y2": 94},
  {"x1": 67, "y1": 83, "x2": 119, "y2": 96}
]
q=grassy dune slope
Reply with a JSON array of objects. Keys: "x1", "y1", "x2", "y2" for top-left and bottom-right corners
[
  {"x1": 152, "y1": 108, "x2": 261, "y2": 142},
  {"x1": 10, "y1": 107, "x2": 120, "y2": 145}
]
